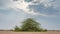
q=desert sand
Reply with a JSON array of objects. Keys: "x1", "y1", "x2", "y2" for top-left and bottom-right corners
[{"x1": 0, "y1": 30, "x2": 60, "y2": 34}]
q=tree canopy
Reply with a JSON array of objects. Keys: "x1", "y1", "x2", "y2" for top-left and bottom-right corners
[{"x1": 14, "y1": 18, "x2": 47, "y2": 32}]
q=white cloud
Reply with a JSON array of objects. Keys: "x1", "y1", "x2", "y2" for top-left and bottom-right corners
[
  {"x1": 0, "y1": 0, "x2": 60, "y2": 17},
  {"x1": 11, "y1": 0, "x2": 48, "y2": 16}
]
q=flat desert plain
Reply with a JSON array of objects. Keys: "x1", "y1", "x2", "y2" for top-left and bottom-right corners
[{"x1": 0, "y1": 30, "x2": 60, "y2": 34}]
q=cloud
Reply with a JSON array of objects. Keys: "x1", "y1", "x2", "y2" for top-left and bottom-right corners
[
  {"x1": 13, "y1": 0, "x2": 60, "y2": 17},
  {"x1": 24, "y1": 0, "x2": 33, "y2": 2},
  {"x1": 12, "y1": 0, "x2": 49, "y2": 16},
  {"x1": 0, "y1": 8, "x2": 27, "y2": 22},
  {"x1": 27, "y1": 0, "x2": 60, "y2": 17},
  {"x1": 0, "y1": 0, "x2": 60, "y2": 30},
  {"x1": 0, "y1": 8, "x2": 29, "y2": 29},
  {"x1": 0, "y1": 0, "x2": 60, "y2": 17},
  {"x1": 0, "y1": 0, "x2": 13, "y2": 9}
]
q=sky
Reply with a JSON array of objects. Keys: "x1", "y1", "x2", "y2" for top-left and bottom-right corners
[{"x1": 0, "y1": 0, "x2": 60, "y2": 30}]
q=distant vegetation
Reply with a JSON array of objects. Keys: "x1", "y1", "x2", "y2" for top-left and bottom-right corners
[{"x1": 14, "y1": 18, "x2": 47, "y2": 32}]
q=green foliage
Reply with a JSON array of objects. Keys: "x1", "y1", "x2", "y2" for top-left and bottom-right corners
[
  {"x1": 14, "y1": 26, "x2": 20, "y2": 32},
  {"x1": 14, "y1": 18, "x2": 47, "y2": 32}
]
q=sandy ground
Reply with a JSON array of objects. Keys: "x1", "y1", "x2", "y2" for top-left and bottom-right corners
[{"x1": 0, "y1": 31, "x2": 60, "y2": 34}]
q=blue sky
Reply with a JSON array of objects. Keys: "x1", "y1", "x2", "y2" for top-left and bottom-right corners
[{"x1": 0, "y1": 0, "x2": 60, "y2": 30}]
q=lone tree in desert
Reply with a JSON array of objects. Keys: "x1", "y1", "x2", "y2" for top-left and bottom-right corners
[{"x1": 14, "y1": 18, "x2": 47, "y2": 32}]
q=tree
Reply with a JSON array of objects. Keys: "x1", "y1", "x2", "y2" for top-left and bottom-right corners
[
  {"x1": 14, "y1": 26, "x2": 20, "y2": 31},
  {"x1": 14, "y1": 18, "x2": 47, "y2": 32}
]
